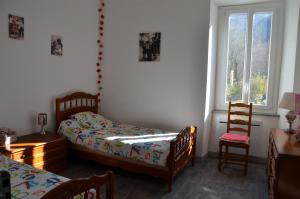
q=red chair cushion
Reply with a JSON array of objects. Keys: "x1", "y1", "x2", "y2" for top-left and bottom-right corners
[{"x1": 220, "y1": 133, "x2": 249, "y2": 144}]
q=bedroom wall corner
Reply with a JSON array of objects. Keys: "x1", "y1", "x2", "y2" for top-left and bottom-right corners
[
  {"x1": 278, "y1": 0, "x2": 300, "y2": 129},
  {"x1": 202, "y1": 0, "x2": 218, "y2": 157},
  {"x1": 294, "y1": 7, "x2": 300, "y2": 94}
]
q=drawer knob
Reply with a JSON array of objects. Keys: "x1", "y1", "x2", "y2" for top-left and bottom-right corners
[{"x1": 21, "y1": 154, "x2": 26, "y2": 159}]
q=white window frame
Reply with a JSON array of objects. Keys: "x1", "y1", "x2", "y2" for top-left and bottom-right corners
[{"x1": 215, "y1": 2, "x2": 284, "y2": 114}]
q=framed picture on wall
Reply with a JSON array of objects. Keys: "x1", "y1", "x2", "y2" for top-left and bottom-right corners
[
  {"x1": 51, "y1": 35, "x2": 63, "y2": 56},
  {"x1": 139, "y1": 32, "x2": 161, "y2": 62},
  {"x1": 8, "y1": 14, "x2": 24, "y2": 40}
]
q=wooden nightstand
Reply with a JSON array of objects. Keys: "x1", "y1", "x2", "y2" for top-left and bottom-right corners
[
  {"x1": 0, "y1": 132, "x2": 67, "y2": 172},
  {"x1": 267, "y1": 129, "x2": 300, "y2": 199}
]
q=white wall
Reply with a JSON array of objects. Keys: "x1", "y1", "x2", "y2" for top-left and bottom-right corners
[
  {"x1": 293, "y1": 7, "x2": 300, "y2": 93},
  {"x1": 102, "y1": 0, "x2": 210, "y2": 156},
  {"x1": 203, "y1": 0, "x2": 218, "y2": 156},
  {"x1": 0, "y1": 0, "x2": 98, "y2": 134},
  {"x1": 278, "y1": 0, "x2": 300, "y2": 129}
]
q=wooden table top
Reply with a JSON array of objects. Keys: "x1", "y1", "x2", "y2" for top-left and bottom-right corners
[
  {"x1": 0, "y1": 132, "x2": 64, "y2": 153},
  {"x1": 272, "y1": 128, "x2": 300, "y2": 157}
]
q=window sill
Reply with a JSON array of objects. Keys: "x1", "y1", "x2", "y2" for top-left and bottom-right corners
[{"x1": 213, "y1": 109, "x2": 280, "y2": 118}]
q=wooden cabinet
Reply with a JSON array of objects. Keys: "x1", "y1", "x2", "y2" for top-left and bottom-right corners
[
  {"x1": 267, "y1": 129, "x2": 300, "y2": 199},
  {"x1": 0, "y1": 132, "x2": 67, "y2": 172}
]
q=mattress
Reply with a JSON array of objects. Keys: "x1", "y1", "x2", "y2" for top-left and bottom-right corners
[
  {"x1": 0, "y1": 154, "x2": 97, "y2": 199},
  {"x1": 0, "y1": 154, "x2": 68, "y2": 199},
  {"x1": 58, "y1": 115, "x2": 178, "y2": 166}
]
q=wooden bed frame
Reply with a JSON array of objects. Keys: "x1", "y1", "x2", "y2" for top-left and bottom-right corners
[
  {"x1": 55, "y1": 92, "x2": 197, "y2": 192},
  {"x1": 0, "y1": 169, "x2": 114, "y2": 199},
  {"x1": 41, "y1": 171, "x2": 114, "y2": 199}
]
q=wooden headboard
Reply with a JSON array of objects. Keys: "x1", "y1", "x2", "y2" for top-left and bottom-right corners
[{"x1": 55, "y1": 92, "x2": 98, "y2": 130}]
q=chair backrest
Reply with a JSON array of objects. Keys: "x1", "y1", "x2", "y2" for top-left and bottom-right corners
[
  {"x1": 41, "y1": 171, "x2": 114, "y2": 199},
  {"x1": 226, "y1": 102, "x2": 253, "y2": 137}
]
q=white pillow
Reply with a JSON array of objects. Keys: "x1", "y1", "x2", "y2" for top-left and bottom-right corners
[{"x1": 70, "y1": 112, "x2": 112, "y2": 129}]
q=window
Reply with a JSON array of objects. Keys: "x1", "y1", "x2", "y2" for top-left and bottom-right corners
[{"x1": 216, "y1": 2, "x2": 283, "y2": 113}]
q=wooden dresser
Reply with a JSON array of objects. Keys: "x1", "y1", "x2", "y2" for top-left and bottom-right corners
[
  {"x1": 0, "y1": 132, "x2": 67, "y2": 172},
  {"x1": 267, "y1": 128, "x2": 300, "y2": 199}
]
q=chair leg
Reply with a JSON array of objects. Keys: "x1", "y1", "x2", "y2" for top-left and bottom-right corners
[
  {"x1": 218, "y1": 143, "x2": 222, "y2": 172},
  {"x1": 244, "y1": 147, "x2": 249, "y2": 176},
  {"x1": 225, "y1": 145, "x2": 229, "y2": 165}
]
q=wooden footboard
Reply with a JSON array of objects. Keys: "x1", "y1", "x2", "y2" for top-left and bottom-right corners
[
  {"x1": 66, "y1": 126, "x2": 197, "y2": 193},
  {"x1": 168, "y1": 126, "x2": 197, "y2": 192},
  {"x1": 41, "y1": 171, "x2": 114, "y2": 199}
]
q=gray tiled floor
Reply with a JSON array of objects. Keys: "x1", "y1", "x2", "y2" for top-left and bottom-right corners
[{"x1": 58, "y1": 157, "x2": 267, "y2": 199}]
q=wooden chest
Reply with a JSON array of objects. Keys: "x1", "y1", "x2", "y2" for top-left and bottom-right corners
[
  {"x1": 0, "y1": 132, "x2": 67, "y2": 172},
  {"x1": 267, "y1": 129, "x2": 300, "y2": 199}
]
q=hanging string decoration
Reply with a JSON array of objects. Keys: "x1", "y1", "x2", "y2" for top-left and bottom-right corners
[{"x1": 97, "y1": 0, "x2": 105, "y2": 103}]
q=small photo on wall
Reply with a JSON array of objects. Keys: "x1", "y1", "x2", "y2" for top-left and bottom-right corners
[
  {"x1": 139, "y1": 32, "x2": 161, "y2": 62},
  {"x1": 8, "y1": 14, "x2": 24, "y2": 40},
  {"x1": 51, "y1": 35, "x2": 63, "y2": 56}
]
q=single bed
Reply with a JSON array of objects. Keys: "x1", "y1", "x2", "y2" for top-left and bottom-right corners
[
  {"x1": 0, "y1": 154, "x2": 114, "y2": 199},
  {"x1": 55, "y1": 92, "x2": 197, "y2": 192}
]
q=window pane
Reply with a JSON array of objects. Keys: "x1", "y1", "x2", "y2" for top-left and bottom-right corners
[
  {"x1": 226, "y1": 13, "x2": 248, "y2": 103},
  {"x1": 249, "y1": 12, "x2": 272, "y2": 106}
]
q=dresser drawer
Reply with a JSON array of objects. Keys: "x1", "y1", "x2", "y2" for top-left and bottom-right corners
[
  {"x1": 13, "y1": 147, "x2": 67, "y2": 165},
  {"x1": 11, "y1": 138, "x2": 66, "y2": 160},
  {"x1": 42, "y1": 159, "x2": 67, "y2": 172},
  {"x1": 33, "y1": 155, "x2": 67, "y2": 172},
  {"x1": 43, "y1": 137, "x2": 66, "y2": 151}
]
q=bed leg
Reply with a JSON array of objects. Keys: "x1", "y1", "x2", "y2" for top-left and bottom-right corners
[
  {"x1": 168, "y1": 176, "x2": 173, "y2": 192},
  {"x1": 191, "y1": 126, "x2": 197, "y2": 167},
  {"x1": 192, "y1": 154, "x2": 195, "y2": 167}
]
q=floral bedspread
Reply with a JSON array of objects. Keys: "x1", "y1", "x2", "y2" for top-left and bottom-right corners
[
  {"x1": 0, "y1": 155, "x2": 68, "y2": 199},
  {"x1": 58, "y1": 119, "x2": 178, "y2": 166}
]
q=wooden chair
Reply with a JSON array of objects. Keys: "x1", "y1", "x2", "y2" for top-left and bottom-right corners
[
  {"x1": 218, "y1": 102, "x2": 253, "y2": 175},
  {"x1": 41, "y1": 171, "x2": 114, "y2": 199}
]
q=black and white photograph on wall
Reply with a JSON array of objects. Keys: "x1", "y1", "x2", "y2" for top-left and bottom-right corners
[
  {"x1": 51, "y1": 35, "x2": 63, "y2": 56},
  {"x1": 8, "y1": 14, "x2": 24, "y2": 40},
  {"x1": 139, "y1": 32, "x2": 161, "y2": 62}
]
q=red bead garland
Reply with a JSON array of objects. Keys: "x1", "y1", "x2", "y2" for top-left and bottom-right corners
[{"x1": 97, "y1": 0, "x2": 105, "y2": 103}]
